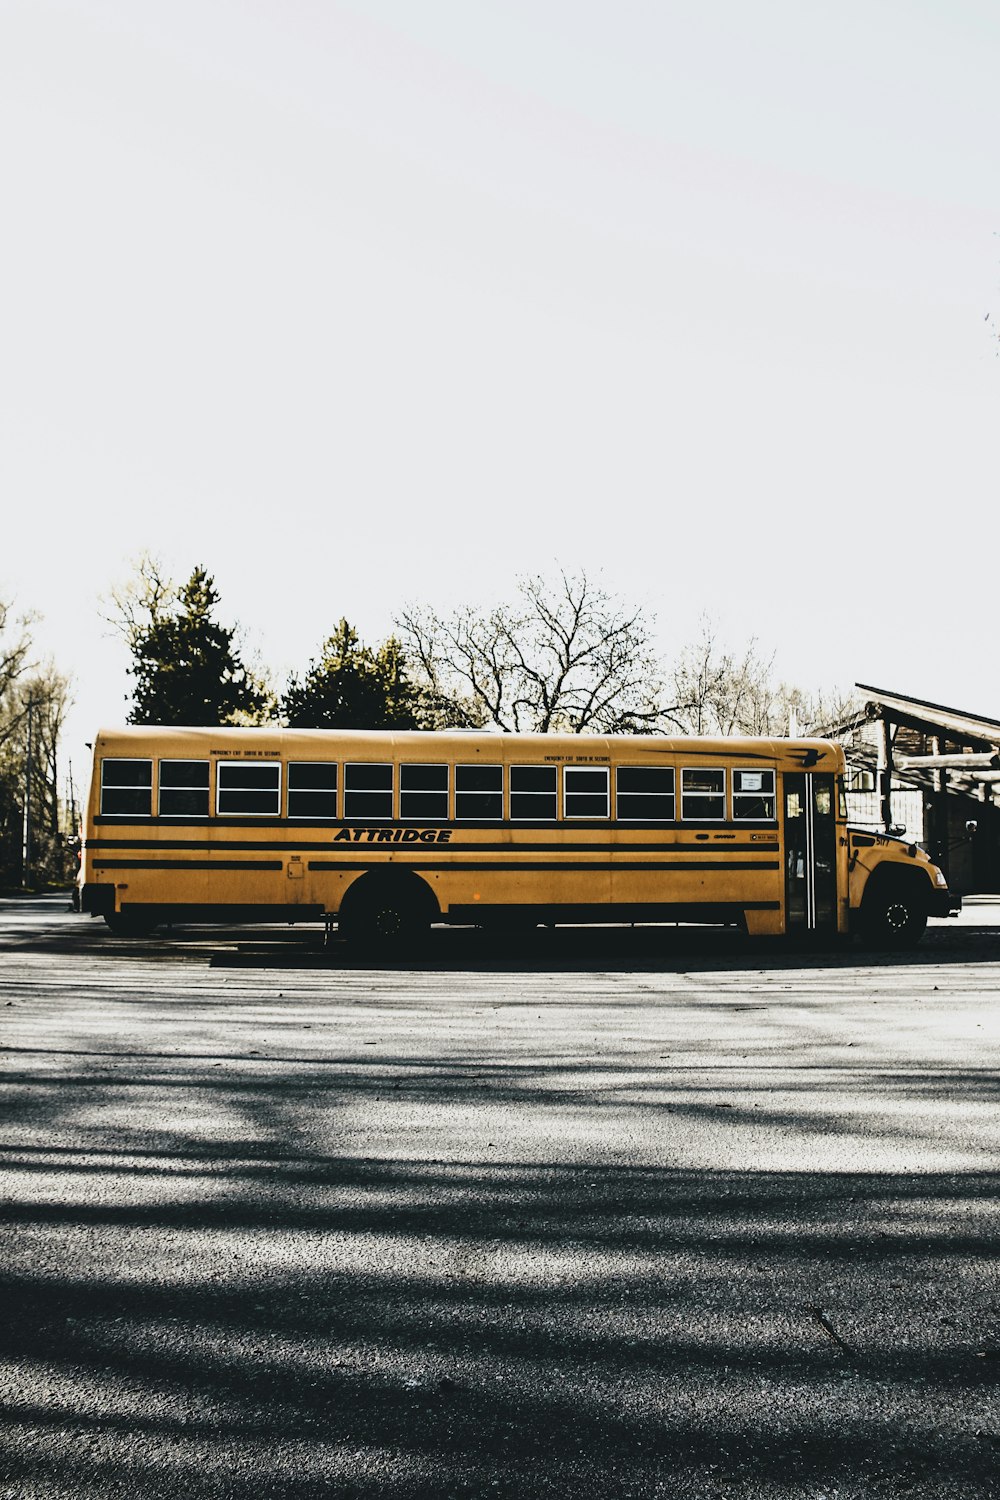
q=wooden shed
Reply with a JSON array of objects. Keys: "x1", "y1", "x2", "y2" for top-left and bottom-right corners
[{"x1": 831, "y1": 685, "x2": 1000, "y2": 894}]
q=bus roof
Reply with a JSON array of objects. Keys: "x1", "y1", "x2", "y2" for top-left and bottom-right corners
[{"x1": 93, "y1": 725, "x2": 844, "y2": 768}]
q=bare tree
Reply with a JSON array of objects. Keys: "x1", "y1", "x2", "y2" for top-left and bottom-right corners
[
  {"x1": 0, "y1": 655, "x2": 74, "y2": 886},
  {"x1": 102, "y1": 551, "x2": 174, "y2": 654},
  {"x1": 670, "y1": 617, "x2": 860, "y2": 737},
  {"x1": 398, "y1": 569, "x2": 682, "y2": 734},
  {"x1": 798, "y1": 684, "x2": 865, "y2": 736},
  {"x1": 19, "y1": 666, "x2": 73, "y2": 869},
  {"x1": 0, "y1": 596, "x2": 35, "y2": 705},
  {"x1": 670, "y1": 619, "x2": 779, "y2": 735}
]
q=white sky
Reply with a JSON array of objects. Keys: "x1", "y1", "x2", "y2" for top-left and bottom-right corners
[{"x1": 2, "y1": 0, "x2": 999, "y2": 791}]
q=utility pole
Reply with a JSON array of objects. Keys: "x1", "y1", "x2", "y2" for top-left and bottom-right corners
[
  {"x1": 21, "y1": 698, "x2": 36, "y2": 890},
  {"x1": 66, "y1": 759, "x2": 80, "y2": 905}
]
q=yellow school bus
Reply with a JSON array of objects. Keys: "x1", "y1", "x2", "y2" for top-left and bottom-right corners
[{"x1": 78, "y1": 725, "x2": 959, "y2": 947}]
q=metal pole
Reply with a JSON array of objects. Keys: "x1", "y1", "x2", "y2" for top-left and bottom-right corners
[{"x1": 67, "y1": 759, "x2": 80, "y2": 904}]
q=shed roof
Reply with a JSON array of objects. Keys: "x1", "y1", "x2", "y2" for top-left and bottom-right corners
[{"x1": 855, "y1": 684, "x2": 1000, "y2": 749}]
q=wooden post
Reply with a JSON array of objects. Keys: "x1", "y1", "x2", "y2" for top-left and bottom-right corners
[
  {"x1": 929, "y1": 735, "x2": 950, "y2": 883},
  {"x1": 878, "y1": 714, "x2": 894, "y2": 831}
]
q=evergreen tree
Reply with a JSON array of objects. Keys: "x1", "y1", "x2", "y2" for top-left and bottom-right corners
[
  {"x1": 128, "y1": 566, "x2": 269, "y2": 726},
  {"x1": 283, "y1": 620, "x2": 427, "y2": 729}
]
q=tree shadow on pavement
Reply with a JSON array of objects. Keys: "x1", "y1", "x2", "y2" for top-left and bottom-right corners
[{"x1": 1, "y1": 1052, "x2": 999, "y2": 1498}]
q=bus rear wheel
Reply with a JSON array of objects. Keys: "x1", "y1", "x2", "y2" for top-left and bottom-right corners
[{"x1": 337, "y1": 877, "x2": 433, "y2": 953}]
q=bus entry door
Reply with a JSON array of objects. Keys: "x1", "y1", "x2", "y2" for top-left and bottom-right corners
[{"x1": 783, "y1": 773, "x2": 837, "y2": 933}]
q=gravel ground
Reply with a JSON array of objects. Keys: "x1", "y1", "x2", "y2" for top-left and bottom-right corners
[{"x1": 0, "y1": 896, "x2": 998, "y2": 1499}]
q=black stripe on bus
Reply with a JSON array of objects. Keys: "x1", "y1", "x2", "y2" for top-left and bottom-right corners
[
  {"x1": 307, "y1": 859, "x2": 780, "y2": 873},
  {"x1": 86, "y1": 838, "x2": 779, "y2": 855},
  {"x1": 89, "y1": 857, "x2": 778, "y2": 875},
  {"x1": 93, "y1": 815, "x2": 780, "y2": 833},
  {"x1": 91, "y1": 860, "x2": 283, "y2": 871}
]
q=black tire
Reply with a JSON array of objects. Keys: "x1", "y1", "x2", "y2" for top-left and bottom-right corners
[
  {"x1": 860, "y1": 880, "x2": 928, "y2": 949},
  {"x1": 337, "y1": 879, "x2": 431, "y2": 952}
]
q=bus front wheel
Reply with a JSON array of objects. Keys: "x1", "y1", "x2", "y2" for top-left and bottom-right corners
[{"x1": 860, "y1": 880, "x2": 928, "y2": 949}]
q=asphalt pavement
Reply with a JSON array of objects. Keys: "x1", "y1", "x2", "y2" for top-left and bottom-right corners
[{"x1": 0, "y1": 896, "x2": 998, "y2": 1499}]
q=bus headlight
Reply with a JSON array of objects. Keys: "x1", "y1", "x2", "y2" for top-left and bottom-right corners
[{"x1": 933, "y1": 868, "x2": 948, "y2": 887}]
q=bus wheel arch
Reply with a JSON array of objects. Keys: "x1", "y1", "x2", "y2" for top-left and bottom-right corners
[
  {"x1": 858, "y1": 867, "x2": 929, "y2": 949},
  {"x1": 336, "y1": 870, "x2": 439, "y2": 949}
]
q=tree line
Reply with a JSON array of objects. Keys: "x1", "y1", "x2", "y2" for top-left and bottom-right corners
[
  {"x1": 112, "y1": 556, "x2": 851, "y2": 737},
  {"x1": 0, "y1": 599, "x2": 73, "y2": 890},
  {"x1": 0, "y1": 556, "x2": 853, "y2": 889}
]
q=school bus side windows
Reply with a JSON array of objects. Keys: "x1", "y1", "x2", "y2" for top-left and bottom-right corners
[
  {"x1": 344, "y1": 763, "x2": 393, "y2": 820},
  {"x1": 510, "y1": 765, "x2": 556, "y2": 821},
  {"x1": 100, "y1": 759, "x2": 152, "y2": 816},
  {"x1": 564, "y1": 767, "x2": 609, "y2": 819},
  {"x1": 288, "y1": 762, "x2": 338, "y2": 819},
  {"x1": 400, "y1": 764, "x2": 449, "y2": 822},
  {"x1": 455, "y1": 765, "x2": 502, "y2": 821},
  {"x1": 217, "y1": 761, "x2": 281, "y2": 816},
  {"x1": 732, "y1": 768, "x2": 776, "y2": 820},
  {"x1": 616, "y1": 766, "x2": 675, "y2": 821},
  {"x1": 159, "y1": 760, "x2": 209, "y2": 817},
  {"x1": 681, "y1": 768, "x2": 725, "y2": 820}
]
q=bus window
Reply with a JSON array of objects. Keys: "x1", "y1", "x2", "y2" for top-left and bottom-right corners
[
  {"x1": 400, "y1": 764, "x2": 449, "y2": 822},
  {"x1": 288, "y1": 762, "x2": 338, "y2": 820},
  {"x1": 510, "y1": 765, "x2": 556, "y2": 821},
  {"x1": 616, "y1": 766, "x2": 675, "y2": 821},
  {"x1": 100, "y1": 759, "x2": 152, "y2": 817},
  {"x1": 564, "y1": 767, "x2": 609, "y2": 819},
  {"x1": 159, "y1": 760, "x2": 209, "y2": 817},
  {"x1": 217, "y1": 761, "x2": 281, "y2": 816},
  {"x1": 681, "y1": 768, "x2": 725, "y2": 820},
  {"x1": 456, "y1": 765, "x2": 502, "y2": 821},
  {"x1": 344, "y1": 763, "x2": 393, "y2": 821},
  {"x1": 732, "y1": 768, "x2": 776, "y2": 821}
]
